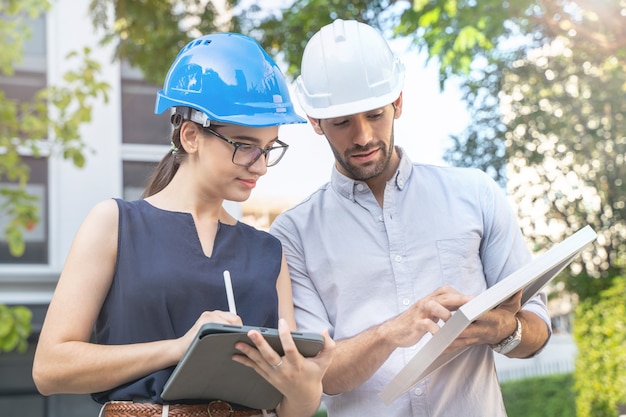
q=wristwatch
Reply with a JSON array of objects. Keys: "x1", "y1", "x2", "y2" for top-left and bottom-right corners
[{"x1": 492, "y1": 317, "x2": 522, "y2": 355}]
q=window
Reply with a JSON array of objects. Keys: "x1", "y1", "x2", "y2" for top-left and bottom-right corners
[
  {"x1": 121, "y1": 62, "x2": 171, "y2": 146},
  {"x1": 120, "y1": 62, "x2": 171, "y2": 200},
  {"x1": 123, "y1": 161, "x2": 158, "y2": 200}
]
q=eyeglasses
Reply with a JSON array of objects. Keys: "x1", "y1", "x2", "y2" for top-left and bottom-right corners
[{"x1": 205, "y1": 127, "x2": 289, "y2": 167}]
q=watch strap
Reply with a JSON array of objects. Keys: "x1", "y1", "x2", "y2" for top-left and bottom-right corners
[{"x1": 492, "y1": 317, "x2": 522, "y2": 355}]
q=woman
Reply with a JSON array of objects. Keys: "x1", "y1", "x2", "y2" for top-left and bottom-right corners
[{"x1": 32, "y1": 33, "x2": 334, "y2": 417}]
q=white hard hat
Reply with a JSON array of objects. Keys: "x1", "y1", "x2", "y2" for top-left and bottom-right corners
[{"x1": 295, "y1": 19, "x2": 405, "y2": 119}]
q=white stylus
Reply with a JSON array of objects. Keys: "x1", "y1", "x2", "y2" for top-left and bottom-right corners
[{"x1": 223, "y1": 270, "x2": 237, "y2": 314}]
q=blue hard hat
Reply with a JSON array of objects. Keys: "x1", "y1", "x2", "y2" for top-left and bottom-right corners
[{"x1": 155, "y1": 33, "x2": 306, "y2": 127}]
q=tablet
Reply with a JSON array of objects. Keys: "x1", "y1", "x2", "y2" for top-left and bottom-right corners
[
  {"x1": 161, "y1": 322, "x2": 325, "y2": 410},
  {"x1": 379, "y1": 225, "x2": 597, "y2": 404}
]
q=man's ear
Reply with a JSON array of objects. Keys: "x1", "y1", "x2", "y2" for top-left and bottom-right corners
[
  {"x1": 180, "y1": 121, "x2": 200, "y2": 153},
  {"x1": 393, "y1": 92, "x2": 403, "y2": 119},
  {"x1": 307, "y1": 116, "x2": 325, "y2": 135}
]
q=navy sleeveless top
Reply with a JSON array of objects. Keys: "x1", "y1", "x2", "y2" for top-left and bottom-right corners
[{"x1": 91, "y1": 199, "x2": 281, "y2": 405}]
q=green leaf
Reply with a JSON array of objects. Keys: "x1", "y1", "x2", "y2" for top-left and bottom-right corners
[
  {"x1": 0, "y1": 311, "x2": 12, "y2": 338},
  {"x1": 0, "y1": 331, "x2": 19, "y2": 352},
  {"x1": 0, "y1": 305, "x2": 32, "y2": 353},
  {"x1": 418, "y1": 8, "x2": 441, "y2": 27},
  {"x1": 413, "y1": 0, "x2": 430, "y2": 12},
  {"x1": 453, "y1": 26, "x2": 493, "y2": 53},
  {"x1": 443, "y1": 0, "x2": 457, "y2": 18}
]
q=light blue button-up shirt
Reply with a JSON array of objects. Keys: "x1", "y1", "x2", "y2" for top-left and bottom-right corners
[{"x1": 270, "y1": 148, "x2": 550, "y2": 417}]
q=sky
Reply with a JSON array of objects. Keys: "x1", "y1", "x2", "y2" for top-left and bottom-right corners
[{"x1": 246, "y1": 41, "x2": 471, "y2": 208}]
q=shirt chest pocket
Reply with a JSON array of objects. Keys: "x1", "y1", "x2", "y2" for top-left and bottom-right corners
[{"x1": 436, "y1": 237, "x2": 486, "y2": 295}]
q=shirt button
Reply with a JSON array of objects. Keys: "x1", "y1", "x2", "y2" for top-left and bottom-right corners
[
  {"x1": 414, "y1": 387, "x2": 423, "y2": 396},
  {"x1": 356, "y1": 184, "x2": 365, "y2": 192},
  {"x1": 395, "y1": 255, "x2": 402, "y2": 262},
  {"x1": 402, "y1": 298, "x2": 410, "y2": 306},
  {"x1": 378, "y1": 215, "x2": 384, "y2": 221}
]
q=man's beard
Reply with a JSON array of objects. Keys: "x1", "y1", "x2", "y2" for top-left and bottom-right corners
[{"x1": 328, "y1": 131, "x2": 395, "y2": 181}]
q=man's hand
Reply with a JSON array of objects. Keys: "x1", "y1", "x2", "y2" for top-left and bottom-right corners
[
  {"x1": 384, "y1": 285, "x2": 473, "y2": 349},
  {"x1": 446, "y1": 290, "x2": 549, "y2": 358}
]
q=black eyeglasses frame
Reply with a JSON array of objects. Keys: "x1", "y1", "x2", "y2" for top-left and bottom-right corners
[{"x1": 204, "y1": 127, "x2": 289, "y2": 168}]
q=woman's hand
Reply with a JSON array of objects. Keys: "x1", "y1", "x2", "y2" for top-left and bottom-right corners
[
  {"x1": 176, "y1": 311, "x2": 242, "y2": 361},
  {"x1": 232, "y1": 318, "x2": 335, "y2": 417}
]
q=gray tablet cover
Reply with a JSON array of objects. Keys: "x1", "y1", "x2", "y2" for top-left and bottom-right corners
[{"x1": 161, "y1": 323, "x2": 324, "y2": 410}]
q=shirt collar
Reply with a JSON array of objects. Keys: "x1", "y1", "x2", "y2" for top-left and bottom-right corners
[{"x1": 330, "y1": 146, "x2": 413, "y2": 201}]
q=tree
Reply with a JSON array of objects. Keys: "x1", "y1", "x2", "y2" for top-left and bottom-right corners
[
  {"x1": 1, "y1": 0, "x2": 110, "y2": 257},
  {"x1": 88, "y1": 0, "x2": 238, "y2": 85},
  {"x1": 1, "y1": 0, "x2": 108, "y2": 353},
  {"x1": 500, "y1": 37, "x2": 626, "y2": 286},
  {"x1": 419, "y1": 1, "x2": 626, "y2": 291}
]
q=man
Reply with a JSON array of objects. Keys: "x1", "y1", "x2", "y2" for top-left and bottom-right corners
[{"x1": 270, "y1": 19, "x2": 551, "y2": 417}]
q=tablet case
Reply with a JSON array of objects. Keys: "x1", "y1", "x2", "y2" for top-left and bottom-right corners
[
  {"x1": 161, "y1": 323, "x2": 324, "y2": 409},
  {"x1": 379, "y1": 225, "x2": 597, "y2": 404}
]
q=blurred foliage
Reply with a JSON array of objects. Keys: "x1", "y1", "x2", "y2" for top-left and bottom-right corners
[
  {"x1": 1, "y1": 0, "x2": 109, "y2": 354},
  {"x1": 501, "y1": 373, "x2": 576, "y2": 417},
  {"x1": 88, "y1": 0, "x2": 241, "y2": 85},
  {"x1": 0, "y1": 0, "x2": 51, "y2": 260},
  {"x1": 0, "y1": 304, "x2": 32, "y2": 353},
  {"x1": 1, "y1": 1, "x2": 109, "y2": 258},
  {"x1": 239, "y1": 0, "x2": 389, "y2": 77},
  {"x1": 573, "y1": 275, "x2": 626, "y2": 417},
  {"x1": 443, "y1": 56, "x2": 511, "y2": 185},
  {"x1": 498, "y1": 35, "x2": 626, "y2": 287},
  {"x1": 1, "y1": 45, "x2": 110, "y2": 257}
]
